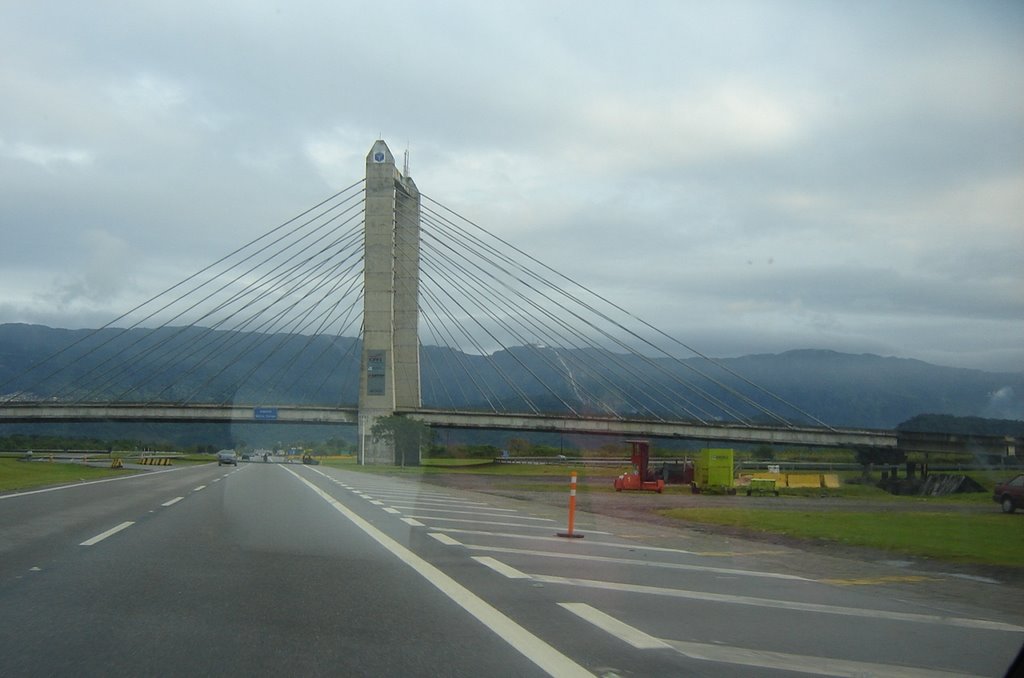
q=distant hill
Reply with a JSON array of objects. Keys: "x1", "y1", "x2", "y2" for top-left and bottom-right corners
[
  {"x1": 0, "y1": 323, "x2": 1020, "y2": 430},
  {"x1": 702, "y1": 349, "x2": 1023, "y2": 428},
  {"x1": 897, "y1": 413, "x2": 1024, "y2": 436}
]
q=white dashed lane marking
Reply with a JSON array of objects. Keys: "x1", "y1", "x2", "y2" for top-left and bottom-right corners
[{"x1": 80, "y1": 521, "x2": 135, "y2": 546}]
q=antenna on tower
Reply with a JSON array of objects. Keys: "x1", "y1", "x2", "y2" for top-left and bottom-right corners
[{"x1": 403, "y1": 147, "x2": 410, "y2": 176}]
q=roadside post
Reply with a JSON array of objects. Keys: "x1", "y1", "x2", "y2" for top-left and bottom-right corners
[{"x1": 557, "y1": 472, "x2": 584, "y2": 539}]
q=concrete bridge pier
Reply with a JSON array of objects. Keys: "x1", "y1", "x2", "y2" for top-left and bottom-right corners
[{"x1": 358, "y1": 140, "x2": 421, "y2": 465}]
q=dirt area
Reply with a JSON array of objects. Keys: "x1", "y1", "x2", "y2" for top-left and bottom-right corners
[
  {"x1": 414, "y1": 471, "x2": 1024, "y2": 587},
  {"x1": 419, "y1": 472, "x2": 997, "y2": 516}
]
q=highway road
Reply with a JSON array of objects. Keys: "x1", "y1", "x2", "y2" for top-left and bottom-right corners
[{"x1": 1, "y1": 462, "x2": 1021, "y2": 677}]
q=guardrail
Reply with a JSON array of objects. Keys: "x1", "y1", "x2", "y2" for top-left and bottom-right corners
[
  {"x1": 493, "y1": 456, "x2": 1022, "y2": 472},
  {"x1": 494, "y1": 456, "x2": 688, "y2": 466},
  {"x1": 1, "y1": 450, "x2": 186, "y2": 463}
]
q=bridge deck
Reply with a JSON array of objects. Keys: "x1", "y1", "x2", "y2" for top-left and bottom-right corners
[
  {"x1": 407, "y1": 409, "x2": 897, "y2": 449},
  {"x1": 2, "y1": 403, "x2": 1014, "y2": 455}
]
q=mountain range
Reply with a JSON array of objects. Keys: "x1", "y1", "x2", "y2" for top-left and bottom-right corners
[{"x1": 0, "y1": 323, "x2": 1020, "y2": 431}]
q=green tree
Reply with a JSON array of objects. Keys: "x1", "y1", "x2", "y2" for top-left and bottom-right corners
[
  {"x1": 507, "y1": 438, "x2": 532, "y2": 456},
  {"x1": 370, "y1": 415, "x2": 431, "y2": 466}
]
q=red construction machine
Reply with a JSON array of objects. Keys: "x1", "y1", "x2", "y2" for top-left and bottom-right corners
[{"x1": 613, "y1": 440, "x2": 665, "y2": 493}]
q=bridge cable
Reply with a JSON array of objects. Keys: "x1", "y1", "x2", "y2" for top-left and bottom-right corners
[
  {"x1": 417, "y1": 209, "x2": 722, "y2": 423},
  {"x1": 418, "y1": 232, "x2": 639, "y2": 419},
  {"x1": 422, "y1": 194, "x2": 833, "y2": 430},
  {"x1": 416, "y1": 245, "x2": 584, "y2": 416},
  {"x1": 278, "y1": 267, "x2": 365, "y2": 405},
  {"x1": 420, "y1": 234, "x2": 674, "y2": 420},
  {"x1": 419, "y1": 301, "x2": 493, "y2": 411},
  {"x1": 183, "y1": 230, "x2": 368, "y2": 406},
  {"x1": 420, "y1": 198, "x2": 804, "y2": 427},
  {"x1": 417, "y1": 302, "x2": 490, "y2": 411},
  {"x1": 420, "y1": 201, "x2": 751, "y2": 423},
  {"x1": 79, "y1": 200, "x2": 366, "y2": 404},
  {"x1": 247, "y1": 251, "x2": 366, "y2": 402},
  {"x1": 419, "y1": 202, "x2": 750, "y2": 424},
  {"x1": 0, "y1": 180, "x2": 364, "y2": 404},
  {"x1": 45, "y1": 184, "x2": 365, "y2": 403},
  {"x1": 417, "y1": 271, "x2": 527, "y2": 412},
  {"x1": 111, "y1": 214, "x2": 364, "y2": 403},
  {"x1": 418, "y1": 202, "x2": 745, "y2": 421}
]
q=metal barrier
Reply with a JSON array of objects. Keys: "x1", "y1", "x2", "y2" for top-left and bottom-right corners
[{"x1": 494, "y1": 456, "x2": 692, "y2": 466}]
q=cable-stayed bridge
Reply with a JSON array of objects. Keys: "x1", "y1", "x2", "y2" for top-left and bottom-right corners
[{"x1": 0, "y1": 141, "x2": 1006, "y2": 463}]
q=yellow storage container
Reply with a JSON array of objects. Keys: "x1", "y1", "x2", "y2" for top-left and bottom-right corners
[{"x1": 696, "y1": 448, "x2": 734, "y2": 489}]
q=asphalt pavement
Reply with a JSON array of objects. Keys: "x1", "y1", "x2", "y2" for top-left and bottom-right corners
[{"x1": 1, "y1": 462, "x2": 1020, "y2": 677}]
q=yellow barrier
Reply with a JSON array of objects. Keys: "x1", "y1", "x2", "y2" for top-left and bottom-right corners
[
  {"x1": 743, "y1": 472, "x2": 843, "y2": 490},
  {"x1": 139, "y1": 457, "x2": 172, "y2": 466},
  {"x1": 785, "y1": 474, "x2": 821, "y2": 488}
]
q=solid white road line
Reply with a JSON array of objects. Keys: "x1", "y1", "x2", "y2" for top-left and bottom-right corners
[
  {"x1": 461, "y1": 544, "x2": 809, "y2": 581},
  {"x1": 161, "y1": 497, "x2": 184, "y2": 507},
  {"x1": 558, "y1": 603, "x2": 670, "y2": 649},
  {"x1": 335, "y1": 485, "x2": 489, "y2": 501},
  {"x1": 284, "y1": 467, "x2": 592, "y2": 678},
  {"x1": 532, "y1": 574, "x2": 1024, "y2": 632},
  {"x1": 431, "y1": 527, "x2": 702, "y2": 554},
  {"x1": 391, "y1": 506, "x2": 554, "y2": 521},
  {"x1": 407, "y1": 515, "x2": 607, "y2": 532},
  {"x1": 429, "y1": 533, "x2": 463, "y2": 546},
  {"x1": 388, "y1": 502, "x2": 517, "y2": 513},
  {"x1": 353, "y1": 493, "x2": 490, "y2": 507},
  {"x1": 473, "y1": 556, "x2": 531, "y2": 579},
  {"x1": 561, "y1": 603, "x2": 975, "y2": 677},
  {"x1": 80, "y1": 521, "x2": 135, "y2": 546},
  {"x1": 661, "y1": 638, "x2": 977, "y2": 678}
]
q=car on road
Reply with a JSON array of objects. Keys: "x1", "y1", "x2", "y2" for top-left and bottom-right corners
[
  {"x1": 217, "y1": 450, "x2": 238, "y2": 466},
  {"x1": 993, "y1": 474, "x2": 1024, "y2": 513}
]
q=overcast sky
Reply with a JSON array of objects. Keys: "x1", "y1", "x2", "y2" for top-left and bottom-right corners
[{"x1": 2, "y1": 1, "x2": 1021, "y2": 372}]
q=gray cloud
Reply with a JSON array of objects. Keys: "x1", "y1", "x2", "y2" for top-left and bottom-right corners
[{"x1": 1, "y1": 0, "x2": 1021, "y2": 373}]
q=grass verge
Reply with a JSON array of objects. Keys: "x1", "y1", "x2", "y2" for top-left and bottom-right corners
[
  {"x1": 659, "y1": 507, "x2": 1023, "y2": 568},
  {"x1": 0, "y1": 458, "x2": 136, "y2": 492}
]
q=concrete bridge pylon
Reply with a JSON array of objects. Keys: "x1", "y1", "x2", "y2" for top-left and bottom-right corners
[{"x1": 358, "y1": 140, "x2": 422, "y2": 465}]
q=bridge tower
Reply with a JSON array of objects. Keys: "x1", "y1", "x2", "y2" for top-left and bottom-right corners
[{"x1": 358, "y1": 140, "x2": 422, "y2": 464}]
